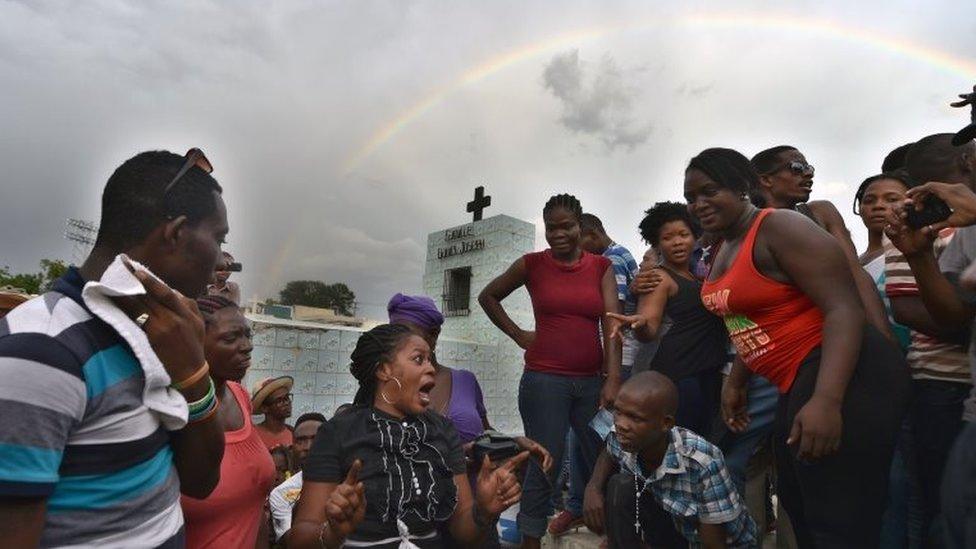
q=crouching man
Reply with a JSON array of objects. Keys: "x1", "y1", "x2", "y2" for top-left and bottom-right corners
[{"x1": 583, "y1": 372, "x2": 758, "y2": 548}]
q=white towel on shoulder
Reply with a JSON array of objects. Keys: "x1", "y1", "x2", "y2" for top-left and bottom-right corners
[{"x1": 80, "y1": 254, "x2": 188, "y2": 430}]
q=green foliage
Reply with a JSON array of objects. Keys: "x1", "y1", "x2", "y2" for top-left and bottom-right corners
[
  {"x1": 0, "y1": 258, "x2": 69, "y2": 294},
  {"x1": 278, "y1": 280, "x2": 356, "y2": 316}
]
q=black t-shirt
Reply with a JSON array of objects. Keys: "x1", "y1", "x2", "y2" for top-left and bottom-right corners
[
  {"x1": 304, "y1": 405, "x2": 467, "y2": 543},
  {"x1": 650, "y1": 267, "x2": 730, "y2": 380}
]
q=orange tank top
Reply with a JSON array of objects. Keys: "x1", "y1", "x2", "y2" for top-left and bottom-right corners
[{"x1": 700, "y1": 209, "x2": 824, "y2": 393}]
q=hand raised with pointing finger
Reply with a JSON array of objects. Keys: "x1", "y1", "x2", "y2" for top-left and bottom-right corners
[
  {"x1": 324, "y1": 460, "x2": 366, "y2": 538},
  {"x1": 475, "y1": 451, "x2": 529, "y2": 517},
  {"x1": 606, "y1": 312, "x2": 646, "y2": 342}
]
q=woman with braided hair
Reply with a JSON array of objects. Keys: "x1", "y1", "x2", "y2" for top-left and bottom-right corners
[
  {"x1": 289, "y1": 324, "x2": 529, "y2": 549},
  {"x1": 180, "y1": 295, "x2": 276, "y2": 548},
  {"x1": 479, "y1": 193, "x2": 623, "y2": 548}
]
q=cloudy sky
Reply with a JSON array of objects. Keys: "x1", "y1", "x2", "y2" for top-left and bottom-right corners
[{"x1": 2, "y1": 1, "x2": 974, "y2": 319}]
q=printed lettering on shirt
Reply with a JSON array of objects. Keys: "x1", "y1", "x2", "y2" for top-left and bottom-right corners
[{"x1": 702, "y1": 289, "x2": 774, "y2": 364}]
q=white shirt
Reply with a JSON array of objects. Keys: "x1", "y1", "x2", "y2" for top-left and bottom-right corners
[{"x1": 269, "y1": 471, "x2": 304, "y2": 541}]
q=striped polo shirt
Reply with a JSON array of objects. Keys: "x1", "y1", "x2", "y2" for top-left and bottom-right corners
[
  {"x1": 0, "y1": 268, "x2": 184, "y2": 548},
  {"x1": 884, "y1": 232, "x2": 971, "y2": 383}
]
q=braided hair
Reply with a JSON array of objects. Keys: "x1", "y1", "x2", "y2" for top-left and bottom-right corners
[
  {"x1": 852, "y1": 170, "x2": 915, "y2": 215},
  {"x1": 349, "y1": 323, "x2": 415, "y2": 405},
  {"x1": 195, "y1": 295, "x2": 239, "y2": 326},
  {"x1": 687, "y1": 148, "x2": 764, "y2": 206},
  {"x1": 543, "y1": 193, "x2": 583, "y2": 221}
]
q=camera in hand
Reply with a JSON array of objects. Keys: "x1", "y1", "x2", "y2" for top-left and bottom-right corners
[
  {"x1": 472, "y1": 431, "x2": 521, "y2": 464},
  {"x1": 906, "y1": 195, "x2": 952, "y2": 229}
]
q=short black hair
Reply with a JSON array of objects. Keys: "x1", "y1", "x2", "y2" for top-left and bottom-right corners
[
  {"x1": 750, "y1": 145, "x2": 797, "y2": 175},
  {"x1": 294, "y1": 412, "x2": 327, "y2": 429},
  {"x1": 543, "y1": 193, "x2": 583, "y2": 221},
  {"x1": 638, "y1": 201, "x2": 702, "y2": 246},
  {"x1": 905, "y1": 133, "x2": 975, "y2": 184},
  {"x1": 579, "y1": 213, "x2": 605, "y2": 233},
  {"x1": 95, "y1": 150, "x2": 223, "y2": 249},
  {"x1": 852, "y1": 170, "x2": 915, "y2": 215},
  {"x1": 882, "y1": 143, "x2": 915, "y2": 172},
  {"x1": 686, "y1": 148, "x2": 761, "y2": 203}
]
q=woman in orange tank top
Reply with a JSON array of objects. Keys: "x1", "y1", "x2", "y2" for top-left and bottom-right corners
[{"x1": 684, "y1": 148, "x2": 910, "y2": 548}]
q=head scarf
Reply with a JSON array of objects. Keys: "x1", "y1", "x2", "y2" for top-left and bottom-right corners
[{"x1": 387, "y1": 293, "x2": 444, "y2": 331}]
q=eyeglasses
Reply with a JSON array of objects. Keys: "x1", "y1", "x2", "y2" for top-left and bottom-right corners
[
  {"x1": 765, "y1": 160, "x2": 814, "y2": 177},
  {"x1": 162, "y1": 148, "x2": 213, "y2": 198},
  {"x1": 268, "y1": 393, "x2": 293, "y2": 407}
]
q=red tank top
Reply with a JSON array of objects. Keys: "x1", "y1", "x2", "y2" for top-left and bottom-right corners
[
  {"x1": 700, "y1": 209, "x2": 824, "y2": 393},
  {"x1": 524, "y1": 250, "x2": 611, "y2": 376}
]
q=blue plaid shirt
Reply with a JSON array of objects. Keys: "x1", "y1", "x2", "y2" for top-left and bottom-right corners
[
  {"x1": 606, "y1": 427, "x2": 758, "y2": 548},
  {"x1": 603, "y1": 243, "x2": 639, "y2": 366}
]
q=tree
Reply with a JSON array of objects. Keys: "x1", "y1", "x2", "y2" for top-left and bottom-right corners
[
  {"x1": 0, "y1": 259, "x2": 69, "y2": 294},
  {"x1": 278, "y1": 280, "x2": 356, "y2": 316}
]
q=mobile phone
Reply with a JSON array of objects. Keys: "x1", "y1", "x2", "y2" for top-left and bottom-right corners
[
  {"x1": 226, "y1": 262, "x2": 243, "y2": 272},
  {"x1": 905, "y1": 195, "x2": 952, "y2": 229}
]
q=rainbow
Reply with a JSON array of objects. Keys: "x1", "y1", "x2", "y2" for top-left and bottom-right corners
[{"x1": 342, "y1": 13, "x2": 976, "y2": 174}]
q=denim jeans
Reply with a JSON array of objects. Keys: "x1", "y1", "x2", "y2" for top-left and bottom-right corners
[
  {"x1": 517, "y1": 370, "x2": 602, "y2": 539},
  {"x1": 910, "y1": 379, "x2": 969, "y2": 541},
  {"x1": 935, "y1": 420, "x2": 976, "y2": 548},
  {"x1": 563, "y1": 364, "x2": 632, "y2": 517},
  {"x1": 717, "y1": 374, "x2": 779, "y2": 496}
]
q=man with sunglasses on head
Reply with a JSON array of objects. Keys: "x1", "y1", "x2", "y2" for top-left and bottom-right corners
[{"x1": 0, "y1": 149, "x2": 227, "y2": 547}]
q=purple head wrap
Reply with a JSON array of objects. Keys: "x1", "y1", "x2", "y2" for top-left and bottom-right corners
[{"x1": 387, "y1": 293, "x2": 444, "y2": 330}]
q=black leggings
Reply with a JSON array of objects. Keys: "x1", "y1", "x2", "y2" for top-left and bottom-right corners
[{"x1": 774, "y1": 325, "x2": 911, "y2": 548}]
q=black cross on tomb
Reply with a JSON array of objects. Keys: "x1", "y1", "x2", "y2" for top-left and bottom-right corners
[{"x1": 466, "y1": 186, "x2": 492, "y2": 222}]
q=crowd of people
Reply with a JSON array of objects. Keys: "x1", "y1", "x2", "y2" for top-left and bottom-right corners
[{"x1": 1, "y1": 88, "x2": 976, "y2": 549}]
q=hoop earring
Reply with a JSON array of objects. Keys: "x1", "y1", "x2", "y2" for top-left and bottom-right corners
[{"x1": 380, "y1": 376, "x2": 403, "y2": 405}]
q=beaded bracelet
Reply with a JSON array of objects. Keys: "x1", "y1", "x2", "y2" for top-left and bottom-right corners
[
  {"x1": 171, "y1": 362, "x2": 210, "y2": 391},
  {"x1": 188, "y1": 397, "x2": 219, "y2": 424},
  {"x1": 187, "y1": 377, "x2": 216, "y2": 415},
  {"x1": 188, "y1": 390, "x2": 218, "y2": 423}
]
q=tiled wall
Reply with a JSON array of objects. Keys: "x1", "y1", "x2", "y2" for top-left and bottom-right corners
[
  {"x1": 423, "y1": 214, "x2": 537, "y2": 434},
  {"x1": 243, "y1": 320, "x2": 518, "y2": 429}
]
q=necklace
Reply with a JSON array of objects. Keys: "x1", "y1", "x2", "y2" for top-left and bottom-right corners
[{"x1": 633, "y1": 473, "x2": 643, "y2": 537}]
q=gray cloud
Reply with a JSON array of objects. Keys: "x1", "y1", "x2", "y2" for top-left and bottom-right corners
[{"x1": 542, "y1": 49, "x2": 653, "y2": 151}]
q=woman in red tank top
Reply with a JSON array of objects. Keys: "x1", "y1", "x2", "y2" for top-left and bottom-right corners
[
  {"x1": 479, "y1": 194, "x2": 622, "y2": 548},
  {"x1": 685, "y1": 148, "x2": 910, "y2": 548}
]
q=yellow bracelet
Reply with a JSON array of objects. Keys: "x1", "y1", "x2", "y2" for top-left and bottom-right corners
[{"x1": 172, "y1": 362, "x2": 210, "y2": 391}]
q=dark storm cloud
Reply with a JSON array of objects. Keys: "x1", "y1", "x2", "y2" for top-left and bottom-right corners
[{"x1": 542, "y1": 49, "x2": 654, "y2": 151}]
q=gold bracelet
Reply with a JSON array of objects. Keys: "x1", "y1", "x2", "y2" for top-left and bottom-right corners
[{"x1": 172, "y1": 362, "x2": 210, "y2": 391}]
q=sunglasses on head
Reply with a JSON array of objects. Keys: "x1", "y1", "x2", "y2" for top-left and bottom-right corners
[
  {"x1": 160, "y1": 148, "x2": 215, "y2": 219},
  {"x1": 767, "y1": 160, "x2": 814, "y2": 177}
]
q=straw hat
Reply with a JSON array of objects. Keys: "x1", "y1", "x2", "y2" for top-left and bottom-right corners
[{"x1": 251, "y1": 375, "x2": 294, "y2": 411}]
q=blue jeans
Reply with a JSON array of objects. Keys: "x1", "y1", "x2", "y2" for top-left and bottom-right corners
[
  {"x1": 517, "y1": 371, "x2": 602, "y2": 539},
  {"x1": 910, "y1": 379, "x2": 968, "y2": 541},
  {"x1": 880, "y1": 418, "x2": 925, "y2": 549},
  {"x1": 935, "y1": 420, "x2": 976, "y2": 548},
  {"x1": 563, "y1": 364, "x2": 632, "y2": 517},
  {"x1": 717, "y1": 374, "x2": 779, "y2": 496}
]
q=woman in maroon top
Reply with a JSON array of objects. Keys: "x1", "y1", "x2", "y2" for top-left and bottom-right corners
[{"x1": 479, "y1": 193, "x2": 622, "y2": 548}]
